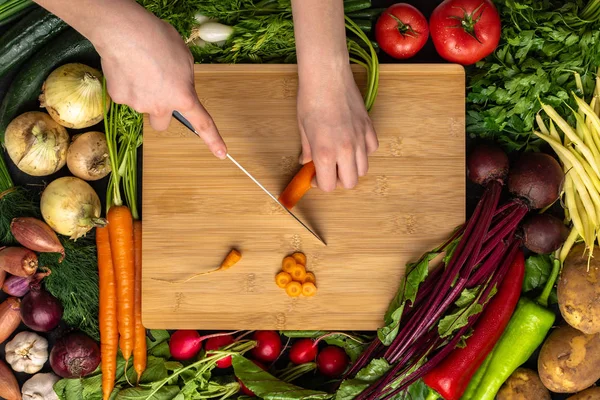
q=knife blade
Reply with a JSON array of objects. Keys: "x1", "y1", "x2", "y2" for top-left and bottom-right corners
[{"x1": 172, "y1": 110, "x2": 327, "y2": 246}]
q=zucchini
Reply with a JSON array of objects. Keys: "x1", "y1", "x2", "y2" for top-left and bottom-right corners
[
  {"x1": 0, "y1": 7, "x2": 68, "y2": 78},
  {"x1": 343, "y1": 0, "x2": 371, "y2": 14},
  {"x1": 347, "y1": 8, "x2": 385, "y2": 19},
  {"x1": 354, "y1": 19, "x2": 372, "y2": 34},
  {"x1": 0, "y1": 28, "x2": 99, "y2": 142},
  {"x1": 0, "y1": 0, "x2": 33, "y2": 25},
  {"x1": 0, "y1": 4, "x2": 35, "y2": 27}
]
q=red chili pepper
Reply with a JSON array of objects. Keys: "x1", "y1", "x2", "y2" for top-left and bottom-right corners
[{"x1": 422, "y1": 249, "x2": 525, "y2": 400}]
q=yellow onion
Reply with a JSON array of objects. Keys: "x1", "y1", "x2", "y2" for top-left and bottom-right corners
[
  {"x1": 4, "y1": 111, "x2": 69, "y2": 176},
  {"x1": 67, "y1": 131, "x2": 111, "y2": 181},
  {"x1": 40, "y1": 63, "x2": 110, "y2": 129},
  {"x1": 41, "y1": 176, "x2": 107, "y2": 240}
]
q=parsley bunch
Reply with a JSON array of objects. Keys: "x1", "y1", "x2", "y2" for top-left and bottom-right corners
[{"x1": 467, "y1": 0, "x2": 600, "y2": 151}]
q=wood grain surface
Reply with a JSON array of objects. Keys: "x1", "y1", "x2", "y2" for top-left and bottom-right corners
[{"x1": 141, "y1": 64, "x2": 465, "y2": 330}]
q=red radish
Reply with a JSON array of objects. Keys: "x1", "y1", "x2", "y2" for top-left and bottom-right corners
[
  {"x1": 317, "y1": 346, "x2": 349, "y2": 377},
  {"x1": 238, "y1": 360, "x2": 266, "y2": 397},
  {"x1": 290, "y1": 338, "x2": 319, "y2": 364},
  {"x1": 205, "y1": 334, "x2": 234, "y2": 368},
  {"x1": 251, "y1": 331, "x2": 282, "y2": 362},
  {"x1": 169, "y1": 330, "x2": 202, "y2": 360}
]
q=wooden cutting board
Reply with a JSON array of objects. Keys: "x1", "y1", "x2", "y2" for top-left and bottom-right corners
[{"x1": 141, "y1": 64, "x2": 465, "y2": 330}]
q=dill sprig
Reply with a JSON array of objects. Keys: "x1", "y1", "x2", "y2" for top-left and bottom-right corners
[{"x1": 42, "y1": 236, "x2": 100, "y2": 341}]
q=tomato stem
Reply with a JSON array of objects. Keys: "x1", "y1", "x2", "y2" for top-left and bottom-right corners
[
  {"x1": 387, "y1": 13, "x2": 419, "y2": 38},
  {"x1": 447, "y1": 3, "x2": 485, "y2": 44}
]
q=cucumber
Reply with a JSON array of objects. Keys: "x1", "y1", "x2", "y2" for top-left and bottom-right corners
[
  {"x1": 347, "y1": 8, "x2": 385, "y2": 19},
  {"x1": 0, "y1": 7, "x2": 68, "y2": 78},
  {"x1": 0, "y1": 28, "x2": 99, "y2": 142},
  {"x1": 343, "y1": 0, "x2": 371, "y2": 14},
  {"x1": 354, "y1": 19, "x2": 372, "y2": 34}
]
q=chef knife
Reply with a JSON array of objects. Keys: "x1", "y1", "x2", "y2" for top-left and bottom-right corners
[{"x1": 172, "y1": 110, "x2": 326, "y2": 246}]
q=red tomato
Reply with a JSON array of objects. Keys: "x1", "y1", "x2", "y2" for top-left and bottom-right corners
[
  {"x1": 375, "y1": 3, "x2": 429, "y2": 60},
  {"x1": 429, "y1": 0, "x2": 501, "y2": 65}
]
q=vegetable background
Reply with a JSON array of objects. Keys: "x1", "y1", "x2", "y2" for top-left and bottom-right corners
[{"x1": 0, "y1": 0, "x2": 581, "y2": 399}]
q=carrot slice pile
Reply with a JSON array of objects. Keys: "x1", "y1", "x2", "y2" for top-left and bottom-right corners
[
  {"x1": 286, "y1": 281, "x2": 302, "y2": 297},
  {"x1": 275, "y1": 252, "x2": 317, "y2": 297},
  {"x1": 276, "y1": 272, "x2": 292, "y2": 288}
]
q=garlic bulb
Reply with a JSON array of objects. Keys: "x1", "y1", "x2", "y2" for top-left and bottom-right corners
[
  {"x1": 5, "y1": 331, "x2": 48, "y2": 374},
  {"x1": 4, "y1": 111, "x2": 69, "y2": 177},
  {"x1": 22, "y1": 373, "x2": 60, "y2": 400},
  {"x1": 40, "y1": 63, "x2": 111, "y2": 129}
]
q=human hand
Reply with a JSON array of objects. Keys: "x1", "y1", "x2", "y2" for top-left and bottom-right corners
[
  {"x1": 296, "y1": 64, "x2": 378, "y2": 192},
  {"x1": 94, "y1": 7, "x2": 227, "y2": 158}
]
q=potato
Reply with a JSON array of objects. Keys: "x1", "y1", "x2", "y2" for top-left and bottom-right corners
[
  {"x1": 558, "y1": 244, "x2": 600, "y2": 334},
  {"x1": 538, "y1": 324, "x2": 600, "y2": 393},
  {"x1": 567, "y1": 387, "x2": 600, "y2": 399},
  {"x1": 497, "y1": 368, "x2": 551, "y2": 400}
]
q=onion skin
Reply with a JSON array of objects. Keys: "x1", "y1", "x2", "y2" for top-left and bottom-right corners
[
  {"x1": 41, "y1": 176, "x2": 107, "y2": 240},
  {"x1": 49, "y1": 331, "x2": 100, "y2": 378},
  {"x1": 20, "y1": 283, "x2": 63, "y2": 332},
  {"x1": 4, "y1": 111, "x2": 69, "y2": 177},
  {"x1": 0, "y1": 297, "x2": 21, "y2": 344},
  {"x1": 0, "y1": 247, "x2": 38, "y2": 277},
  {"x1": 66, "y1": 131, "x2": 111, "y2": 181},
  {"x1": 2, "y1": 271, "x2": 51, "y2": 297},
  {"x1": 0, "y1": 359, "x2": 21, "y2": 400},
  {"x1": 40, "y1": 63, "x2": 110, "y2": 129},
  {"x1": 11, "y1": 217, "x2": 65, "y2": 262}
]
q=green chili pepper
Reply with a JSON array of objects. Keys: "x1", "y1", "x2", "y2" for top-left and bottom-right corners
[{"x1": 461, "y1": 258, "x2": 560, "y2": 400}]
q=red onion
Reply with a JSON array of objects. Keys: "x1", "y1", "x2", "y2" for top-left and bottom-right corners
[
  {"x1": 20, "y1": 282, "x2": 62, "y2": 332},
  {"x1": 0, "y1": 246, "x2": 38, "y2": 277},
  {"x1": 2, "y1": 270, "x2": 51, "y2": 297},
  {"x1": 49, "y1": 331, "x2": 100, "y2": 378},
  {"x1": 11, "y1": 217, "x2": 65, "y2": 262}
]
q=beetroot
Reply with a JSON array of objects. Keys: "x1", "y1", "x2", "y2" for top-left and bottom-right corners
[
  {"x1": 205, "y1": 334, "x2": 234, "y2": 368},
  {"x1": 522, "y1": 214, "x2": 569, "y2": 254},
  {"x1": 467, "y1": 143, "x2": 509, "y2": 186},
  {"x1": 49, "y1": 331, "x2": 100, "y2": 378},
  {"x1": 251, "y1": 331, "x2": 282, "y2": 363},
  {"x1": 317, "y1": 346, "x2": 349, "y2": 377},
  {"x1": 508, "y1": 153, "x2": 564, "y2": 210},
  {"x1": 290, "y1": 338, "x2": 318, "y2": 364}
]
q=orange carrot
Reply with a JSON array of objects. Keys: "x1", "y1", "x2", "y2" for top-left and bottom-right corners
[
  {"x1": 278, "y1": 161, "x2": 316, "y2": 209},
  {"x1": 291, "y1": 252, "x2": 307, "y2": 266},
  {"x1": 107, "y1": 205, "x2": 135, "y2": 363},
  {"x1": 286, "y1": 281, "x2": 302, "y2": 297},
  {"x1": 275, "y1": 271, "x2": 292, "y2": 288},
  {"x1": 303, "y1": 272, "x2": 316, "y2": 285},
  {"x1": 132, "y1": 220, "x2": 146, "y2": 384},
  {"x1": 220, "y1": 249, "x2": 242, "y2": 270},
  {"x1": 282, "y1": 256, "x2": 296, "y2": 273},
  {"x1": 97, "y1": 226, "x2": 118, "y2": 400},
  {"x1": 289, "y1": 264, "x2": 307, "y2": 282},
  {"x1": 302, "y1": 282, "x2": 317, "y2": 297}
]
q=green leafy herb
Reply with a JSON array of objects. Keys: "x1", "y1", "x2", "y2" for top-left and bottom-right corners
[
  {"x1": 438, "y1": 286, "x2": 488, "y2": 338},
  {"x1": 41, "y1": 236, "x2": 100, "y2": 341},
  {"x1": 0, "y1": 187, "x2": 39, "y2": 244},
  {"x1": 522, "y1": 253, "x2": 553, "y2": 292},
  {"x1": 335, "y1": 359, "x2": 391, "y2": 400},
  {"x1": 466, "y1": 0, "x2": 600, "y2": 151},
  {"x1": 232, "y1": 355, "x2": 332, "y2": 400}
]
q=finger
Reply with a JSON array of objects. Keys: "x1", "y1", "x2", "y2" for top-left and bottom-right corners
[
  {"x1": 298, "y1": 129, "x2": 313, "y2": 165},
  {"x1": 337, "y1": 153, "x2": 359, "y2": 189},
  {"x1": 365, "y1": 124, "x2": 379, "y2": 155},
  {"x1": 149, "y1": 111, "x2": 173, "y2": 132},
  {"x1": 313, "y1": 154, "x2": 337, "y2": 193},
  {"x1": 356, "y1": 144, "x2": 369, "y2": 177},
  {"x1": 180, "y1": 95, "x2": 227, "y2": 159}
]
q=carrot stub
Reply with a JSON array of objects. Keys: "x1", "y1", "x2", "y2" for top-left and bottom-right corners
[
  {"x1": 96, "y1": 227, "x2": 118, "y2": 400},
  {"x1": 291, "y1": 252, "x2": 307, "y2": 266},
  {"x1": 107, "y1": 205, "x2": 135, "y2": 363},
  {"x1": 289, "y1": 264, "x2": 307, "y2": 282},
  {"x1": 282, "y1": 256, "x2": 296, "y2": 273},
  {"x1": 276, "y1": 271, "x2": 292, "y2": 288},
  {"x1": 220, "y1": 249, "x2": 242, "y2": 270},
  {"x1": 302, "y1": 282, "x2": 317, "y2": 297},
  {"x1": 278, "y1": 161, "x2": 316, "y2": 209},
  {"x1": 286, "y1": 281, "x2": 302, "y2": 297},
  {"x1": 303, "y1": 272, "x2": 316, "y2": 285},
  {"x1": 132, "y1": 221, "x2": 146, "y2": 384}
]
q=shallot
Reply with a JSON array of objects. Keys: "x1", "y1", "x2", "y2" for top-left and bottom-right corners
[
  {"x1": 0, "y1": 247, "x2": 38, "y2": 277},
  {"x1": 11, "y1": 217, "x2": 65, "y2": 261},
  {"x1": 2, "y1": 270, "x2": 51, "y2": 297},
  {"x1": 0, "y1": 359, "x2": 20, "y2": 400},
  {"x1": 0, "y1": 297, "x2": 21, "y2": 344}
]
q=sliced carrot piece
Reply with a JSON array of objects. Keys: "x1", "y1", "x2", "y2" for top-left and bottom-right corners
[
  {"x1": 302, "y1": 282, "x2": 317, "y2": 297},
  {"x1": 292, "y1": 252, "x2": 307, "y2": 266},
  {"x1": 303, "y1": 272, "x2": 316, "y2": 285},
  {"x1": 289, "y1": 264, "x2": 307, "y2": 282},
  {"x1": 286, "y1": 281, "x2": 302, "y2": 297},
  {"x1": 282, "y1": 256, "x2": 296, "y2": 273},
  {"x1": 276, "y1": 271, "x2": 292, "y2": 288}
]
